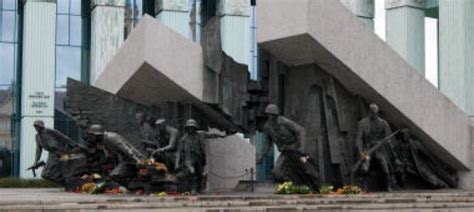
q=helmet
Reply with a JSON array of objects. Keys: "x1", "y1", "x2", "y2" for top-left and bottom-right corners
[
  {"x1": 155, "y1": 119, "x2": 166, "y2": 125},
  {"x1": 265, "y1": 104, "x2": 279, "y2": 115},
  {"x1": 88, "y1": 124, "x2": 104, "y2": 135},
  {"x1": 33, "y1": 120, "x2": 45, "y2": 128},
  {"x1": 185, "y1": 119, "x2": 198, "y2": 128},
  {"x1": 369, "y1": 103, "x2": 379, "y2": 113}
]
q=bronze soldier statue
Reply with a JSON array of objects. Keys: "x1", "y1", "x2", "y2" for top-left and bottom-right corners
[
  {"x1": 151, "y1": 119, "x2": 179, "y2": 170},
  {"x1": 394, "y1": 129, "x2": 458, "y2": 188},
  {"x1": 175, "y1": 119, "x2": 228, "y2": 194},
  {"x1": 257, "y1": 104, "x2": 320, "y2": 191},
  {"x1": 31, "y1": 120, "x2": 81, "y2": 185},
  {"x1": 136, "y1": 113, "x2": 158, "y2": 155},
  {"x1": 87, "y1": 124, "x2": 146, "y2": 187},
  {"x1": 355, "y1": 104, "x2": 396, "y2": 191}
]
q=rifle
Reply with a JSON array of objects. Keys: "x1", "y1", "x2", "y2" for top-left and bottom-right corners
[
  {"x1": 26, "y1": 161, "x2": 46, "y2": 177},
  {"x1": 350, "y1": 130, "x2": 400, "y2": 181}
]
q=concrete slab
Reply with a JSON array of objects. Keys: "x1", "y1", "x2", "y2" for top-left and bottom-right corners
[
  {"x1": 95, "y1": 14, "x2": 204, "y2": 102},
  {"x1": 257, "y1": 0, "x2": 471, "y2": 170},
  {"x1": 207, "y1": 134, "x2": 256, "y2": 192}
]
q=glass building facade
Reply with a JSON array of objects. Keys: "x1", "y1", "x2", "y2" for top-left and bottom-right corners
[{"x1": 0, "y1": 0, "x2": 19, "y2": 176}]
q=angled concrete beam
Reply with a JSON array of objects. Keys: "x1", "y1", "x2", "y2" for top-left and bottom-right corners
[{"x1": 257, "y1": 0, "x2": 471, "y2": 170}]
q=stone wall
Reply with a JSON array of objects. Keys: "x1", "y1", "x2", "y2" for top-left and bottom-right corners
[{"x1": 64, "y1": 78, "x2": 215, "y2": 150}]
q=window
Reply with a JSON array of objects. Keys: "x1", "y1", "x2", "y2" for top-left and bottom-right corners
[
  {"x1": 56, "y1": 0, "x2": 83, "y2": 90},
  {"x1": 0, "y1": 0, "x2": 18, "y2": 153},
  {"x1": 125, "y1": 0, "x2": 144, "y2": 39}
]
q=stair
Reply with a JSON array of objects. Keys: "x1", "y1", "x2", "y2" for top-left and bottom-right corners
[{"x1": 2, "y1": 189, "x2": 474, "y2": 211}]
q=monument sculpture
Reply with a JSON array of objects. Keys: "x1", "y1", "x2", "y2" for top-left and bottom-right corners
[
  {"x1": 136, "y1": 112, "x2": 158, "y2": 155},
  {"x1": 257, "y1": 104, "x2": 321, "y2": 192},
  {"x1": 87, "y1": 124, "x2": 146, "y2": 187},
  {"x1": 151, "y1": 119, "x2": 179, "y2": 170},
  {"x1": 394, "y1": 129, "x2": 458, "y2": 188},
  {"x1": 176, "y1": 119, "x2": 232, "y2": 194},
  {"x1": 354, "y1": 104, "x2": 397, "y2": 191},
  {"x1": 30, "y1": 120, "x2": 84, "y2": 185},
  {"x1": 25, "y1": 75, "x2": 459, "y2": 195}
]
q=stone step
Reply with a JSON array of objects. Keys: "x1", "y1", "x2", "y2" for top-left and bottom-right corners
[
  {"x1": 3, "y1": 199, "x2": 474, "y2": 211},
  {"x1": 3, "y1": 191, "x2": 474, "y2": 211},
  {"x1": 234, "y1": 180, "x2": 276, "y2": 193}
]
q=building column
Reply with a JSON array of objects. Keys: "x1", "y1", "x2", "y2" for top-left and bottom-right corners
[
  {"x1": 90, "y1": 0, "x2": 125, "y2": 85},
  {"x1": 217, "y1": 0, "x2": 250, "y2": 65},
  {"x1": 20, "y1": 0, "x2": 56, "y2": 178},
  {"x1": 439, "y1": 0, "x2": 474, "y2": 115},
  {"x1": 155, "y1": 0, "x2": 190, "y2": 38},
  {"x1": 385, "y1": 0, "x2": 426, "y2": 75},
  {"x1": 340, "y1": 0, "x2": 375, "y2": 30}
]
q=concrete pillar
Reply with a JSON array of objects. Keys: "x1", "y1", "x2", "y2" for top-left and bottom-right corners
[
  {"x1": 90, "y1": 0, "x2": 125, "y2": 85},
  {"x1": 439, "y1": 0, "x2": 474, "y2": 115},
  {"x1": 20, "y1": 0, "x2": 56, "y2": 178},
  {"x1": 217, "y1": 0, "x2": 250, "y2": 65},
  {"x1": 385, "y1": 0, "x2": 426, "y2": 75},
  {"x1": 155, "y1": 0, "x2": 190, "y2": 38},
  {"x1": 339, "y1": 0, "x2": 375, "y2": 30}
]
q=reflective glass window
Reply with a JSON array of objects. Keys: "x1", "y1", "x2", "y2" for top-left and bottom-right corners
[
  {"x1": 2, "y1": 0, "x2": 16, "y2": 10},
  {"x1": 0, "y1": 11, "x2": 16, "y2": 42},
  {"x1": 0, "y1": 0, "x2": 18, "y2": 156},
  {"x1": 124, "y1": 0, "x2": 144, "y2": 39},
  {"x1": 0, "y1": 43, "x2": 14, "y2": 86},
  {"x1": 57, "y1": 0, "x2": 70, "y2": 14},
  {"x1": 56, "y1": 15, "x2": 70, "y2": 45},
  {"x1": 55, "y1": 0, "x2": 83, "y2": 89},
  {"x1": 70, "y1": 0, "x2": 82, "y2": 15},
  {"x1": 56, "y1": 47, "x2": 81, "y2": 88},
  {"x1": 70, "y1": 16, "x2": 82, "y2": 46}
]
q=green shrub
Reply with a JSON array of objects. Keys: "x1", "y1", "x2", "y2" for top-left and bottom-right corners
[
  {"x1": 276, "y1": 181, "x2": 310, "y2": 194},
  {"x1": 319, "y1": 184, "x2": 334, "y2": 194},
  {"x1": 0, "y1": 177, "x2": 60, "y2": 188}
]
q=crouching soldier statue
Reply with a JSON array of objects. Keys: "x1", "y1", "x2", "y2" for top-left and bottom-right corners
[
  {"x1": 175, "y1": 119, "x2": 229, "y2": 194},
  {"x1": 30, "y1": 120, "x2": 82, "y2": 185},
  {"x1": 87, "y1": 124, "x2": 146, "y2": 187},
  {"x1": 257, "y1": 104, "x2": 320, "y2": 192}
]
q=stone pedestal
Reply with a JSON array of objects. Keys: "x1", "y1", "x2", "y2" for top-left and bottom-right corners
[
  {"x1": 385, "y1": 0, "x2": 426, "y2": 75},
  {"x1": 20, "y1": 0, "x2": 57, "y2": 178},
  {"x1": 90, "y1": 0, "x2": 125, "y2": 84}
]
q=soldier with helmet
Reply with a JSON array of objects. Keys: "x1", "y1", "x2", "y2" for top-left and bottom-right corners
[
  {"x1": 87, "y1": 124, "x2": 146, "y2": 186},
  {"x1": 31, "y1": 120, "x2": 82, "y2": 184},
  {"x1": 175, "y1": 119, "x2": 229, "y2": 194},
  {"x1": 355, "y1": 103, "x2": 396, "y2": 191},
  {"x1": 257, "y1": 104, "x2": 320, "y2": 191}
]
